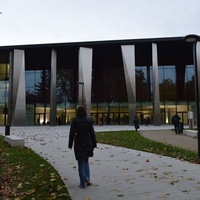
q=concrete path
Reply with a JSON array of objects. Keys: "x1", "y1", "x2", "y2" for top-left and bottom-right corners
[
  {"x1": 1, "y1": 125, "x2": 200, "y2": 200},
  {"x1": 140, "y1": 129, "x2": 198, "y2": 152}
]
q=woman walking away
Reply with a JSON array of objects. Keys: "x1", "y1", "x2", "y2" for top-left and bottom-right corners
[{"x1": 68, "y1": 105, "x2": 97, "y2": 188}]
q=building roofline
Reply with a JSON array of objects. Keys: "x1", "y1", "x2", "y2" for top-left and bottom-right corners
[{"x1": 0, "y1": 36, "x2": 186, "y2": 50}]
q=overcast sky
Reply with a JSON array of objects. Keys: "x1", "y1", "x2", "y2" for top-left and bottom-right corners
[{"x1": 0, "y1": 0, "x2": 200, "y2": 46}]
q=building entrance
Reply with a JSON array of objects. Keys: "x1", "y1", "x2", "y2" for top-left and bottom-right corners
[
  {"x1": 35, "y1": 113, "x2": 45, "y2": 125},
  {"x1": 91, "y1": 112, "x2": 129, "y2": 125}
]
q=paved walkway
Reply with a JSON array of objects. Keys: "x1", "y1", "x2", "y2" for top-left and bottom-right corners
[
  {"x1": 1, "y1": 125, "x2": 200, "y2": 200},
  {"x1": 140, "y1": 129, "x2": 198, "y2": 152}
]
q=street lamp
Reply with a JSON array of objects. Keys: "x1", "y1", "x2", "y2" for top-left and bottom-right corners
[
  {"x1": 77, "y1": 81, "x2": 84, "y2": 105},
  {"x1": 184, "y1": 34, "x2": 200, "y2": 157}
]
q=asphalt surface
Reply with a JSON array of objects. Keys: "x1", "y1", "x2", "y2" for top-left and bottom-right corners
[{"x1": 1, "y1": 125, "x2": 200, "y2": 200}]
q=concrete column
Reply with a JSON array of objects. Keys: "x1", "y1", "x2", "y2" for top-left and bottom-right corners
[
  {"x1": 121, "y1": 45, "x2": 136, "y2": 125},
  {"x1": 78, "y1": 47, "x2": 93, "y2": 115},
  {"x1": 50, "y1": 49, "x2": 57, "y2": 126},
  {"x1": 8, "y1": 49, "x2": 26, "y2": 126},
  {"x1": 152, "y1": 43, "x2": 161, "y2": 126}
]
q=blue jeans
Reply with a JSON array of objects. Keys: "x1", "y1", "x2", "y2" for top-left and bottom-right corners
[{"x1": 78, "y1": 157, "x2": 90, "y2": 187}]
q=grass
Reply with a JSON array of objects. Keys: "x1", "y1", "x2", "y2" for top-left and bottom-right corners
[
  {"x1": 0, "y1": 136, "x2": 71, "y2": 200},
  {"x1": 96, "y1": 130, "x2": 200, "y2": 164}
]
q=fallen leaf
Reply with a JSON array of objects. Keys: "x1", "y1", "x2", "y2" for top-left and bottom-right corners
[
  {"x1": 144, "y1": 192, "x2": 151, "y2": 196},
  {"x1": 170, "y1": 180, "x2": 179, "y2": 185},
  {"x1": 17, "y1": 183, "x2": 23, "y2": 188},
  {"x1": 58, "y1": 193, "x2": 69, "y2": 197},
  {"x1": 186, "y1": 177, "x2": 194, "y2": 181},
  {"x1": 150, "y1": 173, "x2": 157, "y2": 179},
  {"x1": 136, "y1": 169, "x2": 144, "y2": 172},
  {"x1": 51, "y1": 192, "x2": 56, "y2": 197},
  {"x1": 182, "y1": 190, "x2": 190, "y2": 193},
  {"x1": 132, "y1": 161, "x2": 138, "y2": 164},
  {"x1": 26, "y1": 188, "x2": 36, "y2": 195},
  {"x1": 15, "y1": 165, "x2": 21, "y2": 169},
  {"x1": 163, "y1": 171, "x2": 171, "y2": 176}
]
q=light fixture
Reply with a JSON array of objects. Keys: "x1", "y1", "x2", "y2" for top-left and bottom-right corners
[{"x1": 184, "y1": 34, "x2": 199, "y2": 43}]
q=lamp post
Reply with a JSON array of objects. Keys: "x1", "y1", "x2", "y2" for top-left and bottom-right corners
[
  {"x1": 184, "y1": 34, "x2": 200, "y2": 157},
  {"x1": 77, "y1": 81, "x2": 84, "y2": 105}
]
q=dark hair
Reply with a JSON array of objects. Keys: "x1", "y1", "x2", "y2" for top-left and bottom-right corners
[{"x1": 76, "y1": 105, "x2": 87, "y2": 116}]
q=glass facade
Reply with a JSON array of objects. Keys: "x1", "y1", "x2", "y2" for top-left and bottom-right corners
[
  {"x1": 158, "y1": 65, "x2": 176, "y2": 124},
  {"x1": 56, "y1": 68, "x2": 76, "y2": 125},
  {"x1": 23, "y1": 64, "x2": 195, "y2": 126},
  {"x1": 26, "y1": 70, "x2": 51, "y2": 125},
  {"x1": 0, "y1": 64, "x2": 9, "y2": 125},
  {"x1": 0, "y1": 37, "x2": 197, "y2": 126}
]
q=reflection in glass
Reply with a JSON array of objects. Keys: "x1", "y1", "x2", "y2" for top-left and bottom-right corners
[
  {"x1": 159, "y1": 66, "x2": 176, "y2": 101},
  {"x1": 136, "y1": 66, "x2": 149, "y2": 101},
  {"x1": 0, "y1": 63, "x2": 9, "y2": 125},
  {"x1": 26, "y1": 70, "x2": 50, "y2": 125},
  {"x1": 23, "y1": 53, "x2": 195, "y2": 125},
  {"x1": 185, "y1": 65, "x2": 195, "y2": 101},
  {"x1": 102, "y1": 68, "x2": 127, "y2": 102},
  {"x1": 56, "y1": 69, "x2": 75, "y2": 125}
]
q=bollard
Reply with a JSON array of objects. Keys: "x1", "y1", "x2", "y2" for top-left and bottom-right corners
[{"x1": 5, "y1": 125, "x2": 10, "y2": 135}]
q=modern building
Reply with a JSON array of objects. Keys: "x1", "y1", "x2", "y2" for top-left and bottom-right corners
[{"x1": 0, "y1": 36, "x2": 199, "y2": 126}]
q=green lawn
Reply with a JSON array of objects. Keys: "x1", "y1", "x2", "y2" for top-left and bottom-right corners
[
  {"x1": 96, "y1": 130, "x2": 200, "y2": 164},
  {"x1": 0, "y1": 136, "x2": 71, "y2": 200}
]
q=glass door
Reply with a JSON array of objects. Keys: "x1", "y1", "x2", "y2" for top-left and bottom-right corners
[{"x1": 35, "y1": 113, "x2": 45, "y2": 125}]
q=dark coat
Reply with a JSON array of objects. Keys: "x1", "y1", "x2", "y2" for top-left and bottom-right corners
[
  {"x1": 172, "y1": 114, "x2": 180, "y2": 124},
  {"x1": 68, "y1": 116, "x2": 97, "y2": 160},
  {"x1": 133, "y1": 117, "x2": 139, "y2": 126}
]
